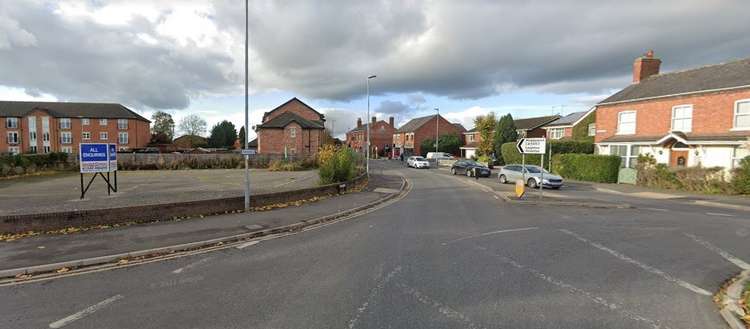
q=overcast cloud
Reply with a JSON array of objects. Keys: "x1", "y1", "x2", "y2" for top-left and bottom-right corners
[{"x1": 1, "y1": 0, "x2": 749, "y2": 114}]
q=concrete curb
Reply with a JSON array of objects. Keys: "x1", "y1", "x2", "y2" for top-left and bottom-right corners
[
  {"x1": 717, "y1": 270, "x2": 750, "y2": 329},
  {"x1": 0, "y1": 176, "x2": 408, "y2": 281}
]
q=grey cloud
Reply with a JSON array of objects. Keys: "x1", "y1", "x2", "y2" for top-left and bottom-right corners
[{"x1": 376, "y1": 100, "x2": 413, "y2": 114}]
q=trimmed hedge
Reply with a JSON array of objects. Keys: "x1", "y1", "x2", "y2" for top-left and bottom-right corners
[
  {"x1": 551, "y1": 154, "x2": 621, "y2": 183},
  {"x1": 0, "y1": 152, "x2": 71, "y2": 177},
  {"x1": 500, "y1": 140, "x2": 594, "y2": 168}
]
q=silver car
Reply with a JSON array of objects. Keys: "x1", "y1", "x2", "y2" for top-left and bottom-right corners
[{"x1": 497, "y1": 164, "x2": 563, "y2": 189}]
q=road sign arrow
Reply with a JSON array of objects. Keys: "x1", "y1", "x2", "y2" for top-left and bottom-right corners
[{"x1": 516, "y1": 138, "x2": 525, "y2": 153}]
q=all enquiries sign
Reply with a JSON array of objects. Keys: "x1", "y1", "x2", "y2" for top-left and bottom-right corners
[{"x1": 79, "y1": 143, "x2": 114, "y2": 173}]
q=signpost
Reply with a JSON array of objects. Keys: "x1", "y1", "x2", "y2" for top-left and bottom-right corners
[
  {"x1": 79, "y1": 143, "x2": 118, "y2": 199},
  {"x1": 515, "y1": 138, "x2": 547, "y2": 200}
]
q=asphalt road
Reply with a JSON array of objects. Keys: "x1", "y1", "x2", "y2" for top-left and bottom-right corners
[{"x1": 2, "y1": 160, "x2": 749, "y2": 329}]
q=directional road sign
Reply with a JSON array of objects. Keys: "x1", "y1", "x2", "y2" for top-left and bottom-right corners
[{"x1": 516, "y1": 138, "x2": 546, "y2": 154}]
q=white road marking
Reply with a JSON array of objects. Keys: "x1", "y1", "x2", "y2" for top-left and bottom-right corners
[
  {"x1": 485, "y1": 251, "x2": 669, "y2": 329},
  {"x1": 493, "y1": 195, "x2": 499, "y2": 200},
  {"x1": 706, "y1": 212, "x2": 735, "y2": 217},
  {"x1": 348, "y1": 266, "x2": 401, "y2": 329},
  {"x1": 642, "y1": 207, "x2": 669, "y2": 212},
  {"x1": 684, "y1": 233, "x2": 750, "y2": 270},
  {"x1": 396, "y1": 282, "x2": 485, "y2": 329},
  {"x1": 443, "y1": 227, "x2": 539, "y2": 245},
  {"x1": 559, "y1": 229, "x2": 712, "y2": 296},
  {"x1": 235, "y1": 240, "x2": 261, "y2": 250},
  {"x1": 171, "y1": 257, "x2": 212, "y2": 274},
  {"x1": 49, "y1": 294, "x2": 124, "y2": 328}
]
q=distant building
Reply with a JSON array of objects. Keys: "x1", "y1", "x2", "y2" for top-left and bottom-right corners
[
  {"x1": 542, "y1": 109, "x2": 596, "y2": 141},
  {"x1": 0, "y1": 101, "x2": 150, "y2": 155},
  {"x1": 392, "y1": 114, "x2": 462, "y2": 157},
  {"x1": 346, "y1": 116, "x2": 396, "y2": 156},
  {"x1": 514, "y1": 115, "x2": 560, "y2": 138},
  {"x1": 255, "y1": 98, "x2": 325, "y2": 156}
]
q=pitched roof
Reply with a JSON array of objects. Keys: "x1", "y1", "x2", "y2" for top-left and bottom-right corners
[
  {"x1": 348, "y1": 124, "x2": 368, "y2": 133},
  {"x1": 396, "y1": 115, "x2": 436, "y2": 133},
  {"x1": 452, "y1": 123, "x2": 467, "y2": 132},
  {"x1": 600, "y1": 131, "x2": 750, "y2": 143},
  {"x1": 261, "y1": 97, "x2": 324, "y2": 122},
  {"x1": 545, "y1": 111, "x2": 588, "y2": 127},
  {"x1": 258, "y1": 111, "x2": 325, "y2": 129},
  {"x1": 599, "y1": 57, "x2": 750, "y2": 105},
  {"x1": 0, "y1": 101, "x2": 149, "y2": 122},
  {"x1": 514, "y1": 115, "x2": 560, "y2": 130}
]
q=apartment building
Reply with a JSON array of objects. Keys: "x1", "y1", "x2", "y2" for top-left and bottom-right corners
[
  {"x1": 595, "y1": 51, "x2": 750, "y2": 169},
  {"x1": 1, "y1": 101, "x2": 150, "y2": 155}
]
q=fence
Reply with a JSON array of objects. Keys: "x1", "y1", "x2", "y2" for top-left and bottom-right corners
[{"x1": 115, "y1": 153, "x2": 313, "y2": 170}]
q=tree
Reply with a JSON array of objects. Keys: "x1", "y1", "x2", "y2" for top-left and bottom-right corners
[
  {"x1": 208, "y1": 120, "x2": 238, "y2": 148},
  {"x1": 474, "y1": 113, "x2": 496, "y2": 157},
  {"x1": 179, "y1": 114, "x2": 207, "y2": 137},
  {"x1": 149, "y1": 132, "x2": 171, "y2": 145},
  {"x1": 494, "y1": 113, "x2": 518, "y2": 162},
  {"x1": 238, "y1": 127, "x2": 247, "y2": 146},
  {"x1": 438, "y1": 133, "x2": 463, "y2": 155},
  {"x1": 151, "y1": 111, "x2": 175, "y2": 141},
  {"x1": 419, "y1": 138, "x2": 435, "y2": 157}
]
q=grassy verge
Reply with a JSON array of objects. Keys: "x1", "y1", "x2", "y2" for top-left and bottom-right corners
[{"x1": 743, "y1": 280, "x2": 750, "y2": 325}]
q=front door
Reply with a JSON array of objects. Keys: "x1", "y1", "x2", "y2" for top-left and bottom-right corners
[{"x1": 670, "y1": 150, "x2": 688, "y2": 167}]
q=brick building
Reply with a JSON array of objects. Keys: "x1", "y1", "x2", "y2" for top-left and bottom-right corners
[
  {"x1": 1, "y1": 101, "x2": 150, "y2": 155},
  {"x1": 392, "y1": 114, "x2": 462, "y2": 157},
  {"x1": 541, "y1": 109, "x2": 596, "y2": 141},
  {"x1": 595, "y1": 51, "x2": 750, "y2": 170},
  {"x1": 346, "y1": 116, "x2": 396, "y2": 156},
  {"x1": 255, "y1": 98, "x2": 325, "y2": 156},
  {"x1": 514, "y1": 115, "x2": 560, "y2": 138}
]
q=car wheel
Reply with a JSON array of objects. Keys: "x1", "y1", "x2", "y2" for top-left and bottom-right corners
[
  {"x1": 498, "y1": 174, "x2": 507, "y2": 184},
  {"x1": 527, "y1": 178, "x2": 538, "y2": 189},
  {"x1": 451, "y1": 168, "x2": 456, "y2": 175}
]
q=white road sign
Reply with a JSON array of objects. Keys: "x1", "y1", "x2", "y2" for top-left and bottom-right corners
[{"x1": 516, "y1": 138, "x2": 546, "y2": 154}]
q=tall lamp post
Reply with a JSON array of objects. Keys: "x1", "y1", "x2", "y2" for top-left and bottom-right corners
[
  {"x1": 366, "y1": 75, "x2": 376, "y2": 176},
  {"x1": 243, "y1": 0, "x2": 251, "y2": 211},
  {"x1": 434, "y1": 107, "x2": 440, "y2": 155}
]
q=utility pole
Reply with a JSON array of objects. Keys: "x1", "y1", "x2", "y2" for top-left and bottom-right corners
[
  {"x1": 366, "y1": 75, "x2": 376, "y2": 176},
  {"x1": 243, "y1": 0, "x2": 251, "y2": 211},
  {"x1": 434, "y1": 107, "x2": 439, "y2": 155}
]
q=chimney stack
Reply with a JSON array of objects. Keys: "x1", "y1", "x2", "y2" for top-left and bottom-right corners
[
  {"x1": 372, "y1": 116, "x2": 377, "y2": 124},
  {"x1": 633, "y1": 49, "x2": 661, "y2": 83},
  {"x1": 388, "y1": 116, "x2": 394, "y2": 127},
  {"x1": 357, "y1": 118, "x2": 362, "y2": 128}
]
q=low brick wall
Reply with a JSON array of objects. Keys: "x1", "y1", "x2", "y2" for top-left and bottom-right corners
[{"x1": 0, "y1": 174, "x2": 367, "y2": 234}]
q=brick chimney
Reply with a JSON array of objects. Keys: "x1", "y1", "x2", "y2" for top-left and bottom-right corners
[
  {"x1": 388, "y1": 116, "x2": 394, "y2": 127},
  {"x1": 633, "y1": 50, "x2": 661, "y2": 83},
  {"x1": 372, "y1": 116, "x2": 377, "y2": 124},
  {"x1": 357, "y1": 118, "x2": 362, "y2": 128}
]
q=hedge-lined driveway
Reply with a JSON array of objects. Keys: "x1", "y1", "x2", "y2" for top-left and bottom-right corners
[{"x1": 0, "y1": 169, "x2": 318, "y2": 216}]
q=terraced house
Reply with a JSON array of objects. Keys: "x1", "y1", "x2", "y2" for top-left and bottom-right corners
[
  {"x1": 595, "y1": 51, "x2": 750, "y2": 170},
  {"x1": 0, "y1": 101, "x2": 150, "y2": 155}
]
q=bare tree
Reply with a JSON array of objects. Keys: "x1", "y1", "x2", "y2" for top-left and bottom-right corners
[{"x1": 179, "y1": 114, "x2": 207, "y2": 136}]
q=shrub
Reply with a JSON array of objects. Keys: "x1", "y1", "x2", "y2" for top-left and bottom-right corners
[
  {"x1": 500, "y1": 140, "x2": 593, "y2": 169},
  {"x1": 637, "y1": 154, "x2": 733, "y2": 194},
  {"x1": 318, "y1": 145, "x2": 358, "y2": 184},
  {"x1": 268, "y1": 159, "x2": 309, "y2": 171},
  {"x1": 732, "y1": 156, "x2": 750, "y2": 194},
  {"x1": 552, "y1": 153, "x2": 621, "y2": 183},
  {"x1": 0, "y1": 152, "x2": 71, "y2": 177}
]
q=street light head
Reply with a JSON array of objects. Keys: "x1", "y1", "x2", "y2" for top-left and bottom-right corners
[{"x1": 368, "y1": 75, "x2": 377, "y2": 79}]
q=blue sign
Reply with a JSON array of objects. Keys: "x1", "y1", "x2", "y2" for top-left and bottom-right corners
[
  {"x1": 108, "y1": 144, "x2": 118, "y2": 172},
  {"x1": 80, "y1": 143, "x2": 110, "y2": 173}
]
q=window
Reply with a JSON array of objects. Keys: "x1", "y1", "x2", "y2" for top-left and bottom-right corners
[
  {"x1": 59, "y1": 118, "x2": 71, "y2": 129},
  {"x1": 548, "y1": 128, "x2": 565, "y2": 140},
  {"x1": 82, "y1": 132, "x2": 91, "y2": 140},
  {"x1": 43, "y1": 145, "x2": 50, "y2": 153},
  {"x1": 82, "y1": 118, "x2": 90, "y2": 125},
  {"x1": 735, "y1": 100, "x2": 750, "y2": 129},
  {"x1": 467, "y1": 134, "x2": 475, "y2": 142},
  {"x1": 671, "y1": 105, "x2": 692, "y2": 132},
  {"x1": 29, "y1": 131, "x2": 37, "y2": 141},
  {"x1": 610, "y1": 144, "x2": 640, "y2": 168},
  {"x1": 43, "y1": 132, "x2": 49, "y2": 142},
  {"x1": 6, "y1": 117, "x2": 18, "y2": 128},
  {"x1": 61, "y1": 146, "x2": 72, "y2": 154},
  {"x1": 8, "y1": 146, "x2": 19, "y2": 155},
  {"x1": 117, "y1": 119, "x2": 128, "y2": 130},
  {"x1": 617, "y1": 111, "x2": 636, "y2": 134},
  {"x1": 100, "y1": 132, "x2": 108, "y2": 140},
  {"x1": 118, "y1": 132, "x2": 128, "y2": 144},
  {"x1": 588, "y1": 123, "x2": 596, "y2": 136},
  {"x1": 289, "y1": 127, "x2": 296, "y2": 138},
  {"x1": 60, "y1": 132, "x2": 72, "y2": 144},
  {"x1": 29, "y1": 146, "x2": 37, "y2": 154},
  {"x1": 7, "y1": 132, "x2": 19, "y2": 144},
  {"x1": 733, "y1": 147, "x2": 749, "y2": 168},
  {"x1": 99, "y1": 118, "x2": 108, "y2": 126}
]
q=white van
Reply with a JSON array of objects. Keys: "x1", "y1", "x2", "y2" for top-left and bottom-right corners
[{"x1": 425, "y1": 152, "x2": 453, "y2": 160}]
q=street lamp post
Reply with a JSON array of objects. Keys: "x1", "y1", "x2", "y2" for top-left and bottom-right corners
[
  {"x1": 366, "y1": 75, "x2": 376, "y2": 176},
  {"x1": 243, "y1": 0, "x2": 251, "y2": 211}
]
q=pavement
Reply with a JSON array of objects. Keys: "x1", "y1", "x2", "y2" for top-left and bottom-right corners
[
  {"x1": 2, "y1": 160, "x2": 750, "y2": 329},
  {"x1": 0, "y1": 169, "x2": 319, "y2": 215}
]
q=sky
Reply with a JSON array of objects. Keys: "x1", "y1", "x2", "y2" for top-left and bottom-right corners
[{"x1": 1, "y1": 0, "x2": 749, "y2": 139}]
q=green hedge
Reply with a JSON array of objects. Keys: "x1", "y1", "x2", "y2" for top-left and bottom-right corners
[
  {"x1": 0, "y1": 152, "x2": 71, "y2": 177},
  {"x1": 551, "y1": 154, "x2": 621, "y2": 183},
  {"x1": 499, "y1": 140, "x2": 594, "y2": 168},
  {"x1": 732, "y1": 157, "x2": 750, "y2": 194}
]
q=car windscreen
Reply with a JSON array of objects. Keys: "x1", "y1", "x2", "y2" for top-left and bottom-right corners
[
  {"x1": 524, "y1": 166, "x2": 548, "y2": 174},
  {"x1": 414, "y1": 157, "x2": 426, "y2": 161}
]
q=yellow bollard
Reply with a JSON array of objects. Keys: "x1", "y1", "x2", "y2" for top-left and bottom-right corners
[{"x1": 515, "y1": 180, "x2": 525, "y2": 199}]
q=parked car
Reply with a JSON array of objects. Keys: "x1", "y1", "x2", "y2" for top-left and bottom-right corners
[
  {"x1": 450, "y1": 160, "x2": 491, "y2": 177},
  {"x1": 425, "y1": 152, "x2": 454, "y2": 160},
  {"x1": 407, "y1": 156, "x2": 430, "y2": 169},
  {"x1": 497, "y1": 164, "x2": 563, "y2": 189}
]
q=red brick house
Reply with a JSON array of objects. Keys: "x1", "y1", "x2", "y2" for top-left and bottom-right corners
[
  {"x1": 595, "y1": 51, "x2": 750, "y2": 170},
  {"x1": 541, "y1": 108, "x2": 596, "y2": 141},
  {"x1": 392, "y1": 114, "x2": 462, "y2": 157},
  {"x1": 346, "y1": 116, "x2": 396, "y2": 156},
  {"x1": 255, "y1": 98, "x2": 325, "y2": 156},
  {"x1": 1, "y1": 101, "x2": 150, "y2": 155}
]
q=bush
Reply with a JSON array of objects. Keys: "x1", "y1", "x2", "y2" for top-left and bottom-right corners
[
  {"x1": 732, "y1": 156, "x2": 750, "y2": 194},
  {"x1": 318, "y1": 145, "x2": 358, "y2": 184},
  {"x1": 552, "y1": 153, "x2": 621, "y2": 183},
  {"x1": 500, "y1": 140, "x2": 593, "y2": 168},
  {"x1": 0, "y1": 152, "x2": 71, "y2": 177},
  {"x1": 637, "y1": 154, "x2": 733, "y2": 194},
  {"x1": 267, "y1": 158, "x2": 316, "y2": 171}
]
